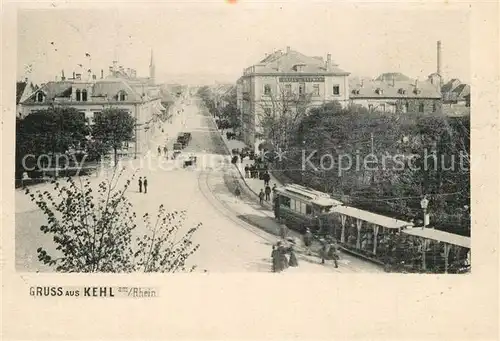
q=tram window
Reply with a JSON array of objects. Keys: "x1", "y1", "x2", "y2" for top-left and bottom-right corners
[
  {"x1": 306, "y1": 205, "x2": 313, "y2": 215},
  {"x1": 281, "y1": 197, "x2": 291, "y2": 208},
  {"x1": 290, "y1": 199, "x2": 296, "y2": 211},
  {"x1": 300, "y1": 202, "x2": 307, "y2": 214}
]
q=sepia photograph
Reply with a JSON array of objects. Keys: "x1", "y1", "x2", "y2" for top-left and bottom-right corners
[
  {"x1": 3, "y1": 1, "x2": 499, "y2": 340},
  {"x1": 13, "y1": 5, "x2": 473, "y2": 275}
]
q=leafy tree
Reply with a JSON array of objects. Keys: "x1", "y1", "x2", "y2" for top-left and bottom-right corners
[
  {"x1": 257, "y1": 84, "x2": 312, "y2": 151},
  {"x1": 91, "y1": 108, "x2": 135, "y2": 165},
  {"x1": 24, "y1": 168, "x2": 202, "y2": 273},
  {"x1": 16, "y1": 107, "x2": 90, "y2": 177}
]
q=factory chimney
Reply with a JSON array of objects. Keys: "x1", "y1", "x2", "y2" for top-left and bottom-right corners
[{"x1": 437, "y1": 40, "x2": 442, "y2": 76}]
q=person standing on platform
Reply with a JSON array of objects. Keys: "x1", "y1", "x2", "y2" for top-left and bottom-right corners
[
  {"x1": 272, "y1": 184, "x2": 277, "y2": 202},
  {"x1": 138, "y1": 177, "x2": 143, "y2": 193},
  {"x1": 303, "y1": 228, "x2": 313, "y2": 255},
  {"x1": 143, "y1": 177, "x2": 148, "y2": 194}
]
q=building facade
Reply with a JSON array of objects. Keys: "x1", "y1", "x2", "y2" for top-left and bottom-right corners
[
  {"x1": 19, "y1": 52, "x2": 164, "y2": 157},
  {"x1": 236, "y1": 47, "x2": 350, "y2": 148},
  {"x1": 349, "y1": 74, "x2": 442, "y2": 114}
]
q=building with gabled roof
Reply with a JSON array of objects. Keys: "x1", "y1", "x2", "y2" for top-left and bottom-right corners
[
  {"x1": 237, "y1": 46, "x2": 350, "y2": 148},
  {"x1": 18, "y1": 54, "x2": 165, "y2": 157},
  {"x1": 348, "y1": 75, "x2": 442, "y2": 114},
  {"x1": 16, "y1": 78, "x2": 37, "y2": 117}
]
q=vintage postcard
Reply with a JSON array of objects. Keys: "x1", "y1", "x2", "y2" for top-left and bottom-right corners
[{"x1": 1, "y1": 1, "x2": 498, "y2": 340}]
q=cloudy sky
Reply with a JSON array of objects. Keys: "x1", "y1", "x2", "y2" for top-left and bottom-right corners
[{"x1": 17, "y1": 3, "x2": 470, "y2": 85}]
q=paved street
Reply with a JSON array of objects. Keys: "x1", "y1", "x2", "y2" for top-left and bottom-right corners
[{"x1": 15, "y1": 95, "x2": 382, "y2": 273}]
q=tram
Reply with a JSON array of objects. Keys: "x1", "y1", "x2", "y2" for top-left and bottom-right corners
[
  {"x1": 273, "y1": 183, "x2": 471, "y2": 273},
  {"x1": 273, "y1": 184, "x2": 343, "y2": 233}
]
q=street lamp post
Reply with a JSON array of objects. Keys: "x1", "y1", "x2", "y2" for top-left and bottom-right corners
[{"x1": 420, "y1": 196, "x2": 429, "y2": 230}]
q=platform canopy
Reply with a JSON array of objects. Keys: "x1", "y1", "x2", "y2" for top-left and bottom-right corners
[
  {"x1": 332, "y1": 205, "x2": 414, "y2": 229},
  {"x1": 402, "y1": 228, "x2": 471, "y2": 248}
]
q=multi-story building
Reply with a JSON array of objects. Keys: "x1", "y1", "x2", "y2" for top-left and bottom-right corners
[
  {"x1": 236, "y1": 46, "x2": 350, "y2": 148},
  {"x1": 19, "y1": 51, "x2": 165, "y2": 157},
  {"x1": 16, "y1": 78, "x2": 37, "y2": 118},
  {"x1": 348, "y1": 74, "x2": 442, "y2": 114}
]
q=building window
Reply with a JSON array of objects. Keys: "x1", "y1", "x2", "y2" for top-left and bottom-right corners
[
  {"x1": 298, "y1": 83, "x2": 305, "y2": 95},
  {"x1": 419, "y1": 102, "x2": 424, "y2": 112},
  {"x1": 312, "y1": 84, "x2": 320, "y2": 97},
  {"x1": 333, "y1": 85, "x2": 340, "y2": 95},
  {"x1": 368, "y1": 104, "x2": 374, "y2": 111},
  {"x1": 76, "y1": 89, "x2": 81, "y2": 101},
  {"x1": 306, "y1": 205, "x2": 313, "y2": 215},
  {"x1": 119, "y1": 91, "x2": 127, "y2": 101},
  {"x1": 93, "y1": 111, "x2": 102, "y2": 122},
  {"x1": 403, "y1": 102, "x2": 409, "y2": 113},
  {"x1": 82, "y1": 89, "x2": 88, "y2": 102},
  {"x1": 37, "y1": 92, "x2": 44, "y2": 102},
  {"x1": 380, "y1": 104, "x2": 386, "y2": 112},
  {"x1": 284, "y1": 84, "x2": 292, "y2": 96},
  {"x1": 264, "y1": 84, "x2": 271, "y2": 95},
  {"x1": 78, "y1": 112, "x2": 85, "y2": 121},
  {"x1": 432, "y1": 103, "x2": 437, "y2": 112}
]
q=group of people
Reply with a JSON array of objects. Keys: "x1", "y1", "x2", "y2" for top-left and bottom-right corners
[
  {"x1": 138, "y1": 177, "x2": 148, "y2": 194},
  {"x1": 258, "y1": 183, "x2": 277, "y2": 204},
  {"x1": 157, "y1": 145, "x2": 169, "y2": 158},
  {"x1": 244, "y1": 164, "x2": 269, "y2": 180},
  {"x1": 271, "y1": 241, "x2": 298, "y2": 272}
]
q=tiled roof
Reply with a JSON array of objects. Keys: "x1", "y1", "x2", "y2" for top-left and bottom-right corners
[
  {"x1": 349, "y1": 79, "x2": 441, "y2": 99},
  {"x1": 452, "y1": 84, "x2": 470, "y2": 98},
  {"x1": 250, "y1": 48, "x2": 349, "y2": 75},
  {"x1": 22, "y1": 78, "x2": 144, "y2": 104},
  {"x1": 25, "y1": 81, "x2": 73, "y2": 102},
  {"x1": 441, "y1": 79, "x2": 461, "y2": 93},
  {"x1": 16, "y1": 82, "x2": 27, "y2": 104}
]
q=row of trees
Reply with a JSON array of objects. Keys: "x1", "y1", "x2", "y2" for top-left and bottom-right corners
[
  {"x1": 197, "y1": 86, "x2": 241, "y2": 131},
  {"x1": 16, "y1": 106, "x2": 135, "y2": 180},
  {"x1": 261, "y1": 101, "x2": 471, "y2": 235}
]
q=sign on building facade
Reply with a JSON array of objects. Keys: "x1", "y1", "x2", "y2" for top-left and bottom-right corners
[{"x1": 279, "y1": 76, "x2": 325, "y2": 83}]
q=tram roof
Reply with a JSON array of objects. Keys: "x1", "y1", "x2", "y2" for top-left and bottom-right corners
[
  {"x1": 276, "y1": 184, "x2": 342, "y2": 207},
  {"x1": 402, "y1": 228, "x2": 471, "y2": 248},
  {"x1": 332, "y1": 206, "x2": 413, "y2": 229}
]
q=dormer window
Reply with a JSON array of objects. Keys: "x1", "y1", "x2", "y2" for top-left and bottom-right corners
[
  {"x1": 414, "y1": 88, "x2": 421, "y2": 95},
  {"x1": 37, "y1": 92, "x2": 44, "y2": 102},
  {"x1": 82, "y1": 89, "x2": 88, "y2": 102},
  {"x1": 398, "y1": 88, "x2": 406, "y2": 95},
  {"x1": 351, "y1": 89, "x2": 360, "y2": 95},
  {"x1": 76, "y1": 89, "x2": 81, "y2": 101},
  {"x1": 118, "y1": 91, "x2": 127, "y2": 101},
  {"x1": 375, "y1": 88, "x2": 384, "y2": 95}
]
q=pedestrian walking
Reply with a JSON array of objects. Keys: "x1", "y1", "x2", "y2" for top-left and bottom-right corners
[
  {"x1": 143, "y1": 177, "x2": 148, "y2": 194},
  {"x1": 303, "y1": 228, "x2": 313, "y2": 255},
  {"x1": 259, "y1": 189, "x2": 265, "y2": 205},
  {"x1": 328, "y1": 240, "x2": 340, "y2": 268},
  {"x1": 234, "y1": 186, "x2": 241, "y2": 202},
  {"x1": 265, "y1": 185, "x2": 271, "y2": 201},
  {"x1": 320, "y1": 239, "x2": 329, "y2": 264},
  {"x1": 288, "y1": 246, "x2": 299, "y2": 267},
  {"x1": 279, "y1": 222, "x2": 289, "y2": 240},
  {"x1": 138, "y1": 177, "x2": 143, "y2": 193},
  {"x1": 244, "y1": 165, "x2": 249, "y2": 178},
  {"x1": 263, "y1": 171, "x2": 271, "y2": 186},
  {"x1": 278, "y1": 242, "x2": 288, "y2": 270},
  {"x1": 163, "y1": 146, "x2": 168, "y2": 156},
  {"x1": 271, "y1": 245, "x2": 280, "y2": 272}
]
